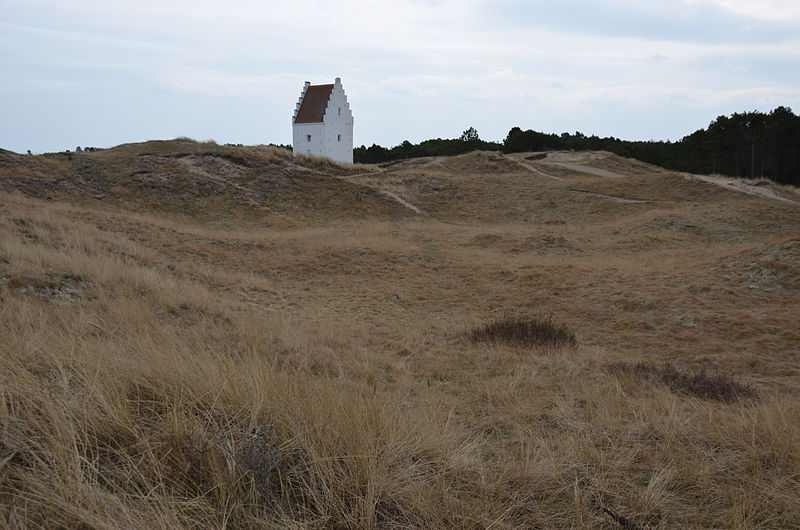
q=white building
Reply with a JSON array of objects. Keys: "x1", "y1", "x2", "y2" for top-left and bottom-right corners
[{"x1": 292, "y1": 77, "x2": 353, "y2": 163}]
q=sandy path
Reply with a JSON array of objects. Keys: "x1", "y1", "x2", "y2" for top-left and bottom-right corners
[
  {"x1": 511, "y1": 159, "x2": 561, "y2": 180},
  {"x1": 340, "y1": 170, "x2": 385, "y2": 180},
  {"x1": 683, "y1": 173, "x2": 798, "y2": 204},
  {"x1": 420, "y1": 157, "x2": 453, "y2": 172},
  {"x1": 508, "y1": 152, "x2": 623, "y2": 178},
  {"x1": 380, "y1": 190, "x2": 426, "y2": 214},
  {"x1": 565, "y1": 189, "x2": 645, "y2": 203},
  {"x1": 544, "y1": 161, "x2": 623, "y2": 178}
]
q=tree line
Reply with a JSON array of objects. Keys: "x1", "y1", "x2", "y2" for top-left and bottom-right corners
[
  {"x1": 353, "y1": 108, "x2": 800, "y2": 186},
  {"x1": 354, "y1": 127, "x2": 501, "y2": 164}
]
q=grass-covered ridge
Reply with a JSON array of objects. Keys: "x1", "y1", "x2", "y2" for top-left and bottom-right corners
[{"x1": 1, "y1": 141, "x2": 799, "y2": 527}]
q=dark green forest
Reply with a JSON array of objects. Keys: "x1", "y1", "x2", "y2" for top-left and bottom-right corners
[
  {"x1": 353, "y1": 127, "x2": 502, "y2": 164},
  {"x1": 353, "y1": 108, "x2": 800, "y2": 186}
]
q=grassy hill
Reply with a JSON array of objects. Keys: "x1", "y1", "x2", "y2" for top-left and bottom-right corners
[
  {"x1": 0, "y1": 139, "x2": 410, "y2": 223},
  {"x1": 1, "y1": 141, "x2": 799, "y2": 528}
]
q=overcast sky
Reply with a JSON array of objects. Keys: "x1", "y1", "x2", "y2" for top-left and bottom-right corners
[{"x1": 2, "y1": 0, "x2": 799, "y2": 153}]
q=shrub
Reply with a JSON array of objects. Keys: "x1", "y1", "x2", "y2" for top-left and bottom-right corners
[
  {"x1": 525, "y1": 153, "x2": 547, "y2": 161},
  {"x1": 469, "y1": 316, "x2": 577, "y2": 348},
  {"x1": 607, "y1": 362, "x2": 756, "y2": 402}
]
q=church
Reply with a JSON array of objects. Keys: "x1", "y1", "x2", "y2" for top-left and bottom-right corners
[{"x1": 292, "y1": 77, "x2": 353, "y2": 163}]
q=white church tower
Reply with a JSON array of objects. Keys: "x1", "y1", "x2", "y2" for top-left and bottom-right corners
[{"x1": 292, "y1": 77, "x2": 353, "y2": 163}]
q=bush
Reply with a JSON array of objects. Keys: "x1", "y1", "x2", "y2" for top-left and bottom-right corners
[
  {"x1": 607, "y1": 362, "x2": 756, "y2": 402},
  {"x1": 469, "y1": 316, "x2": 577, "y2": 348}
]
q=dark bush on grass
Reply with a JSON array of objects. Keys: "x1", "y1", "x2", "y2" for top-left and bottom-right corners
[
  {"x1": 469, "y1": 317, "x2": 577, "y2": 348},
  {"x1": 525, "y1": 153, "x2": 547, "y2": 161},
  {"x1": 607, "y1": 362, "x2": 756, "y2": 403}
]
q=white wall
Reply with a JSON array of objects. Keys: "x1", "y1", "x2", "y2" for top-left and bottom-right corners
[
  {"x1": 291, "y1": 78, "x2": 354, "y2": 164},
  {"x1": 292, "y1": 122, "x2": 325, "y2": 156},
  {"x1": 322, "y1": 77, "x2": 354, "y2": 164}
]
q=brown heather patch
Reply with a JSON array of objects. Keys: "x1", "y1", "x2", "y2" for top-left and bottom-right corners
[
  {"x1": 469, "y1": 316, "x2": 577, "y2": 348},
  {"x1": 607, "y1": 362, "x2": 756, "y2": 402}
]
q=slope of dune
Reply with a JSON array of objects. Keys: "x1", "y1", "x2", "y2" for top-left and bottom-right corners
[
  {"x1": 0, "y1": 140, "x2": 412, "y2": 223},
  {"x1": 1, "y1": 142, "x2": 799, "y2": 528}
]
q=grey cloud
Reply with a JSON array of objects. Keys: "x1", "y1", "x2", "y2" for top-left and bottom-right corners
[{"x1": 484, "y1": 0, "x2": 798, "y2": 44}]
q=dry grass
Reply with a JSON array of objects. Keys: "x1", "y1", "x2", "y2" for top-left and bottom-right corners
[
  {"x1": 2, "y1": 145, "x2": 800, "y2": 528},
  {"x1": 0, "y1": 139, "x2": 407, "y2": 223},
  {"x1": 292, "y1": 152, "x2": 372, "y2": 176}
]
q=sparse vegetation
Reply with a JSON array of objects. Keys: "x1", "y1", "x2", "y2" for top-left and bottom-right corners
[
  {"x1": 1, "y1": 141, "x2": 799, "y2": 527},
  {"x1": 0, "y1": 139, "x2": 403, "y2": 221}
]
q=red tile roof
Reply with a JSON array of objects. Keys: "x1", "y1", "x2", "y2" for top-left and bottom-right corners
[{"x1": 294, "y1": 84, "x2": 334, "y2": 123}]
